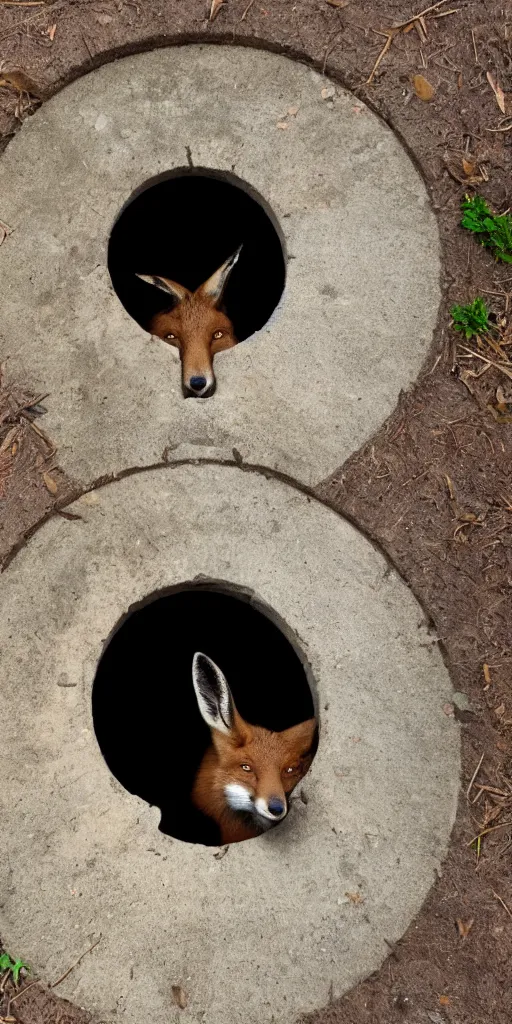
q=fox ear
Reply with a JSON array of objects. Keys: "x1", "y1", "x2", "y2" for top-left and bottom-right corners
[
  {"x1": 285, "y1": 718, "x2": 318, "y2": 756},
  {"x1": 192, "y1": 653, "x2": 234, "y2": 735},
  {"x1": 136, "y1": 274, "x2": 189, "y2": 305},
  {"x1": 196, "y1": 246, "x2": 242, "y2": 306}
]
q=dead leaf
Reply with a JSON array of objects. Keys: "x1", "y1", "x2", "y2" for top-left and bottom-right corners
[
  {"x1": 493, "y1": 384, "x2": 512, "y2": 416},
  {"x1": 0, "y1": 67, "x2": 42, "y2": 96},
  {"x1": 209, "y1": 0, "x2": 225, "y2": 20},
  {"x1": 484, "y1": 804, "x2": 504, "y2": 825},
  {"x1": 483, "y1": 663, "x2": 492, "y2": 686},
  {"x1": 345, "y1": 891, "x2": 364, "y2": 904},
  {"x1": 171, "y1": 985, "x2": 188, "y2": 1009},
  {"x1": 443, "y1": 703, "x2": 455, "y2": 717},
  {"x1": 46, "y1": 23, "x2": 56, "y2": 40},
  {"x1": 445, "y1": 474, "x2": 455, "y2": 501},
  {"x1": 495, "y1": 703, "x2": 506, "y2": 717},
  {"x1": 412, "y1": 74, "x2": 435, "y2": 101},
  {"x1": 456, "y1": 917, "x2": 474, "y2": 938},
  {"x1": 95, "y1": 13, "x2": 113, "y2": 25},
  {"x1": 321, "y1": 84, "x2": 336, "y2": 100},
  {"x1": 276, "y1": 121, "x2": 289, "y2": 130},
  {"x1": 462, "y1": 157, "x2": 475, "y2": 176},
  {"x1": 213, "y1": 845, "x2": 229, "y2": 860},
  {"x1": 325, "y1": 0, "x2": 350, "y2": 6},
  {"x1": 287, "y1": 105, "x2": 299, "y2": 116},
  {"x1": 487, "y1": 72, "x2": 506, "y2": 114},
  {"x1": 43, "y1": 471, "x2": 58, "y2": 494},
  {"x1": 0, "y1": 219, "x2": 13, "y2": 247},
  {"x1": 487, "y1": 403, "x2": 512, "y2": 423},
  {"x1": 439, "y1": 995, "x2": 450, "y2": 1007}
]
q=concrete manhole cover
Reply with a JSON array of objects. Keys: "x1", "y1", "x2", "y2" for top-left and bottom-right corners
[
  {"x1": 0, "y1": 465, "x2": 459, "y2": 1024},
  {"x1": 0, "y1": 45, "x2": 441, "y2": 488}
]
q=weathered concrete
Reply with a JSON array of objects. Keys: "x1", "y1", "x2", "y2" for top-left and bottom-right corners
[
  {"x1": 0, "y1": 465, "x2": 459, "y2": 1024},
  {"x1": 0, "y1": 47, "x2": 440, "y2": 488}
]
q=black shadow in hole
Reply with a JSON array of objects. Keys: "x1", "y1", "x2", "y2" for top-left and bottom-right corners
[
  {"x1": 92, "y1": 587, "x2": 315, "y2": 846},
  {"x1": 108, "y1": 170, "x2": 286, "y2": 342}
]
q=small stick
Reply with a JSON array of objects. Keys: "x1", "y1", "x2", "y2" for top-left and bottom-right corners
[
  {"x1": 459, "y1": 346, "x2": 512, "y2": 380},
  {"x1": 486, "y1": 122, "x2": 512, "y2": 133},
  {"x1": 391, "y1": 0, "x2": 452, "y2": 29},
  {"x1": 7, "y1": 980, "x2": 39, "y2": 1010},
  {"x1": 466, "y1": 751, "x2": 484, "y2": 800},
  {"x1": 240, "y1": 0, "x2": 255, "y2": 19},
  {"x1": 0, "y1": 0, "x2": 66, "y2": 43},
  {"x1": 367, "y1": 32, "x2": 393, "y2": 84},
  {"x1": 471, "y1": 27, "x2": 479, "y2": 64},
  {"x1": 50, "y1": 935, "x2": 101, "y2": 989},
  {"x1": 474, "y1": 784, "x2": 509, "y2": 797},
  {"x1": 367, "y1": 0, "x2": 451, "y2": 83},
  {"x1": 467, "y1": 821, "x2": 512, "y2": 846},
  {"x1": 493, "y1": 890, "x2": 512, "y2": 919}
]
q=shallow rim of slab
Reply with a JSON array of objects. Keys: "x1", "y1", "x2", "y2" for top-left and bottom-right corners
[
  {"x1": 0, "y1": 464, "x2": 459, "y2": 1024},
  {"x1": 0, "y1": 45, "x2": 440, "y2": 488}
]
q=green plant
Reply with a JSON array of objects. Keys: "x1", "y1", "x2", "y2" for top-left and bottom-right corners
[
  {"x1": 0, "y1": 952, "x2": 29, "y2": 985},
  {"x1": 461, "y1": 194, "x2": 512, "y2": 263},
  {"x1": 450, "y1": 296, "x2": 490, "y2": 339}
]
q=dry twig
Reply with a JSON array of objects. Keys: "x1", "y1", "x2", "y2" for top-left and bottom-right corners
[
  {"x1": 50, "y1": 936, "x2": 101, "y2": 989},
  {"x1": 367, "y1": 0, "x2": 454, "y2": 84},
  {"x1": 493, "y1": 890, "x2": 512, "y2": 919},
  {"x1": 466, "y1": 752, "x2": 485, "y2": 800}
]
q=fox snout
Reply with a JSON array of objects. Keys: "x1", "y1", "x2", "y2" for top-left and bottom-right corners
[
  {"x1": 183, "y1": 371, "x2": 215, "y2": 399},
  {"x1": 224, "y1": 783, "x2": 288, "y2": 826}
]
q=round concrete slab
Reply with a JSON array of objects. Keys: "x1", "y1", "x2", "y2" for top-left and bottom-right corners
[
  {"x1": 0, "y1": 46, "x2": 440, "y2": 488},
  {"x1": 0, "y1": 466, "x2": 458, "y2": 1024}
]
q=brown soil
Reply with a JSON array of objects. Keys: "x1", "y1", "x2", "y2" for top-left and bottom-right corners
[{"x1": 0, "y1": 2, "x2": 511, "y2": 1023}]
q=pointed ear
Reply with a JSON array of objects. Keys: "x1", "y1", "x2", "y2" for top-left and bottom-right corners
[
  {"x1": 196, "y1": 246, "x2": 242, "y2": 306},
  {"x1": 192, "y1": 653, "x2": 235, "y2": 736},
  {"x1": 284, "y1": 718, "x2": 318, "y2": 757},
  {"x1": 136, "y1": 274, "x2": 190, "y2": 305}
]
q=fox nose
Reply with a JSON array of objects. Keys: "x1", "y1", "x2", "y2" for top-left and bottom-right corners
[
  {"x1": 189, "y1": 375, "x2": 207, "y2": 392},
  {"x1": 267, "y1": 797, "x2": 285, "y2": 817}
]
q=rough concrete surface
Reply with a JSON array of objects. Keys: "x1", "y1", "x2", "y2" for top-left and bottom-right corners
[
  {"x1": 0, "y1": 465, "x2": 459, "y2": 1024},
  {"x1": 0, "y1": 46, "x2": 440, "y2": 488}
]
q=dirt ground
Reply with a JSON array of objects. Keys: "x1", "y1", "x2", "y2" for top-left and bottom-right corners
[{"x1": 0, "y1": 1, "x2": 511, "y2": 1023}]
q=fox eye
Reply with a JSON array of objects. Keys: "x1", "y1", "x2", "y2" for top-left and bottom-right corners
[
  {"x1": 241, "y1": 764, "x2": 252, "y2": 772},
  {"x1": 165, "y1": 333, "x2": 176, "y2": 340},
  {"x1": 285, "y1": 766, "x2": 297, "y2": 775},
  {"x1": 213, "y1": 330, "x2": 224, "y2": 340}
]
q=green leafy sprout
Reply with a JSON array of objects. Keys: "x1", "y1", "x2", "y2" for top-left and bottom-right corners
[
  {"x1": 461, "y1": 194, "x2": 512, "y2": 264},
  {"x1": 0, "y1": 951, "x2": 29, "y2": 985},
  {"x1": 450, "y1": 296, "x2": 490, "y2": 339}
]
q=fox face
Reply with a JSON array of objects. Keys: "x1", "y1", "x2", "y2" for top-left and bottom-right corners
[
  {"x1": 191, "y1": 652, "x2": 317, "y2": 843},
  {"x1": 137, "y1": 247, "x2": 241, "y2": 398}
]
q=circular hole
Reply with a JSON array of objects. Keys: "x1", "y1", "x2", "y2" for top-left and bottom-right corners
[
  {"x1": 108, "y1": 170, "x2": 286, "y2": 344},
  {"x1": 92, "y1": 585, "x2": 317, "y2": 846}
]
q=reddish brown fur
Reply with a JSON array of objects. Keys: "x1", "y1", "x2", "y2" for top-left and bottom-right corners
[
  {"x1": 192, "y1": 708, "x2": 317, "y2": 844},
  {"x1": 149, "y1": 284, "x2": 237, "y2": 392}
]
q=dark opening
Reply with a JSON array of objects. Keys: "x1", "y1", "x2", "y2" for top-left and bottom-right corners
[
  {"x1": 108, "y1": 170, "x2": 286, "y2": 342},
  {"x1": 92, "y1": 586, "x2": 315, "y2": 845}
]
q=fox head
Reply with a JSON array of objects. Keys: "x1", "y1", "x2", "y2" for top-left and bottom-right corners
[
  {"x1": 137, "y1": 247, "x2": 241, "y2": 398},
  {"x1": 191, "y1": 652, "x2": 317, "y2": 838}
]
